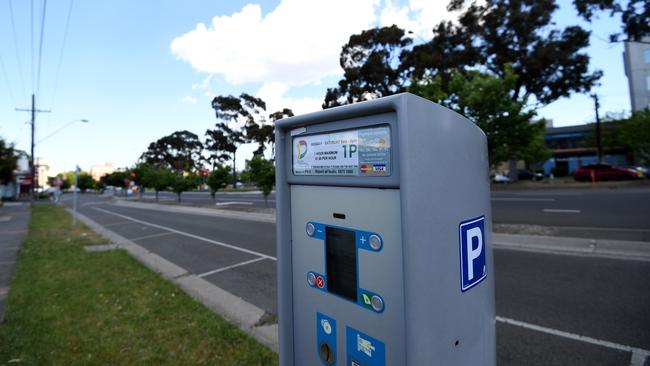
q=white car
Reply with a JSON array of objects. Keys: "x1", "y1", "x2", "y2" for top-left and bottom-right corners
[{"x1": 492, "y1": 173, "x2": 510, "y2": 184}]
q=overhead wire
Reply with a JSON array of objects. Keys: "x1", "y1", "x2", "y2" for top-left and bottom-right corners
[
  {"x1": 36, "y1": 0, "x2": 48, "y2": 97},
  {"x1": 47, "y1": 0, "x2": 75, "y2": 111},
  {"x1": 8, "y1": 0, "x2": 28, "y2": 105},
  {"x1": 31, "y1": 0, "x2": 35, "y2": 94},
  {"x1": 0, "y1": 52, "x2": 18, "y2": 108}
]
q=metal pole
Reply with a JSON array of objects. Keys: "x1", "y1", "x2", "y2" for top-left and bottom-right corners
[
  {"x1": 592, "y1": 94, "x2": 603, "y2": 163},
  {"x1": 73, "y1": 166, "x2": 79, "y2": 225},
  {"x1": 30, "y1": 94, "x2": 35, "y2": 200}
]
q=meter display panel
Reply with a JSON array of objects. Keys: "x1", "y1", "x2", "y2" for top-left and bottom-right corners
[{"x1": 325, "y1": 226, "x2": 358, "y2": 301}]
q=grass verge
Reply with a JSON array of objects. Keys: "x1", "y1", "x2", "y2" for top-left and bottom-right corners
[{"x1": 0, "y1": 205, "x2": 278, "y2": 365}]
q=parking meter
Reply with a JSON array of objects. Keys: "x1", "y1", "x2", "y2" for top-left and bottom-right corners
[{"x1": 275, "y1": 93, "x2": 495, "y2": 366}]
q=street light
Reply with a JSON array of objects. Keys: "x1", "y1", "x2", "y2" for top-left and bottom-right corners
[{"x1": 37, "y1": 119, "x2": 89, "y2": 145}]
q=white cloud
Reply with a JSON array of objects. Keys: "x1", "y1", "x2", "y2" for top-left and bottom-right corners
[
  {"x1": 379, "y1": 0, "x2": 456, "y2": 40},
  {"x1": 192, "y1": 74, "x2": 213, "y2": 90},
  {"x1": 171, "y1": 0, "x2": 380, "y2": 86},
  {"x1": 182, "y1": 96, "x2": 198, "y2": 104},
  {"x1": 256, "y1": 82, "x2": 321, "y2": 116}
]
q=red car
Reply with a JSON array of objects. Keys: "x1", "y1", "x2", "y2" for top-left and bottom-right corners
[{"x1": 574, "y1": 163, "x2": 641, "y2": 181}]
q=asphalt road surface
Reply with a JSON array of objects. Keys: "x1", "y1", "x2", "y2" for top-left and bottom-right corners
[
  {"x1": 69, "y1": 195, "x2": 650, "y2": 365},
  {"x1": 138, "y1": 187, "x2": 650, "y2": 241}
]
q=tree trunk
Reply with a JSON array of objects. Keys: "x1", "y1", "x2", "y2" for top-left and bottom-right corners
[
  {"x1": 155, "y1": 190, "x2": 159, "y2": 201},
  {"x1": 508, "y1": 158, "x2": 519, "y2": 183},
  {"x1": 232, "y1": 152, "x2": 237, "y2": 189},
  {"x1": 177, "y1": 192, "x2": 181, "y2": 203}
]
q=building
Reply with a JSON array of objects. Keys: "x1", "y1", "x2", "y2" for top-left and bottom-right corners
[
  {"x1": 623, "y1": 37, "x2": 650, "y2": 111},
  {"x1": 90, "y1": 162, "x2": 115, "y2": 181},
  {"x1": 35, "y1": 158, "x2": 50, "y2": 190},
  {"x1": 542, "y1": 122, "x2": 630, "y2": 176}
]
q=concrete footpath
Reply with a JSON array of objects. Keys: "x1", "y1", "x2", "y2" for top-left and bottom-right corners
[{"x1": 0, "y1": 202, "x2": 30, "y2": 325}]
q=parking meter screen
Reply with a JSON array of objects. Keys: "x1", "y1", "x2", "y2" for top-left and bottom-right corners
[
  {"x1": 293, "y1": 125, "x2": 391, "y2": 176},
  {"x1": 325, "y1": 226, "x2": 357, "y2": 301}
]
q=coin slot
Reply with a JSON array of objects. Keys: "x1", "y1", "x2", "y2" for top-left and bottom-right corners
[
  {"x1": 319, "y1": 341, "x2": 334, "y2": 365},
  {"x1": 333, "y1": 212, "x2": 346, "y2": 219}
]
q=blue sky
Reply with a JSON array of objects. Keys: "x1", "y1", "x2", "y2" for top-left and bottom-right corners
[{"x1": 0, "y1": 0, "x2": 631, "y2": 174}]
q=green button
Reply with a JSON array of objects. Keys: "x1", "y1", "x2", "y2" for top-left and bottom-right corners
[{"x1": 360, "y1": 291, "x2": 373, "y2": 309}]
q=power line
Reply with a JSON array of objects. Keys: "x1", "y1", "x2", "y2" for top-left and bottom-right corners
[
  {"x1": 0, "y1": 52, "x2": 18, "y2": 107},
  {"x1": 8, "y1": 0, "x2": 28, "y2": 104},
  {"x1": 48, "y1": 0, "x2": 75, "y2": 110},
  {"x1": 31, "y1": 0, "x2": 34, "y2": 93},
  {"x1": 36, "y1": 0, "x2": 48, "y2": 96}
]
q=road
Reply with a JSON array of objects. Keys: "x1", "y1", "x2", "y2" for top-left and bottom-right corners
[
  {"x1": 70, "y1": 194, "x2": 650, "y2": 365},
  {"x1": 138, "y1": 187, "x2": 650, "y2": 241}
]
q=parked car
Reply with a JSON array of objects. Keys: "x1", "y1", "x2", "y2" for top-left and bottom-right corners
[
  {"x1": 491, "y1": 172, "x2": 510, "y2": 184},
  {"x1": 518, "y1": 169, "x2": 544, "y2": 181},
  {"x1": 573, "y1": 163, "x2": 641, "y2": 181}
]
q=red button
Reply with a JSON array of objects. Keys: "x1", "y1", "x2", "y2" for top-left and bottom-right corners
[{"x1": 316, "y1": 276, "x2": 324, "y2": 288}]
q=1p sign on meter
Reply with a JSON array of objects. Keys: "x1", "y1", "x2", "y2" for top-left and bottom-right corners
[{"x1": 275, "y1": 93, "x2": 495, "y2": 366}]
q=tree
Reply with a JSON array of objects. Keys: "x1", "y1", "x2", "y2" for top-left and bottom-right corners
[
  {"x1": 141, "y1": 168, "x2": 173, "y2": 201},
  {"x1": 323, "y1": 25, "x2": 412, "y2": 108},
  {"x1": 208, "y1": 93, "x2": 267, "y2": 186},
  {"x1": 205, "y1": 165, "x2": 231, "y2": 200},
  {"x1": 248, "y1": 155, "x2": 275, "y2": 206},
  {"x1": 131, "y1": 163, "x2": 155, "y2": 198},
  {"x1": 170, "y1": 173, "x2": 199, "y2": 203},
  {"x1": 573, "y1": 0, "x2": 650, "y2": 42},
  {"x1": 328, "y1": 0, "x2": 602, "y2": 108},
  {"x1": 76, "y1": 172, "x2": 95, "y2": 192},
  {"x1": 140, "y1": 130, "x2": 204, "y2": 174},
  {"x1": 267, "y1": 108, "x2": 295, "y2": 158},
  {"x1": 0, "y1": 138, "x2": 18, "y2": 185},
  {"x1": 409, "y1": 66, "x2": 549, "y2": 180},
  {"x1": 620, "y1": 108, "x2": 650, "y2": 163}
]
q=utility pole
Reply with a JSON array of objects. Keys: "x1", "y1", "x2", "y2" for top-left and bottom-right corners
[
  {"x1": 15, "y1": 94, "x2": 50, "y2": 199},
  {"x1": 591, "y1": 94, "x2": 603, "y2": 163}
]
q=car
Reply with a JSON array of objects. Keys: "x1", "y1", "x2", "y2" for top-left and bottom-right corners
[
  {"x1": 518, "y1": 169, "x2": 544, "y2": 181},
  {"x1": 573, "y1": 163, "x2": 641, "y2": 182},
  {"x1": 491, "y1": 172, "x2": 510, "y2": 184}
]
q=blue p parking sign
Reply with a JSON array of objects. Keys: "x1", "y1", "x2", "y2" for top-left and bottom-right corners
[{"x1": 459, "y1": 216, "x2": 487, "y2": 292}]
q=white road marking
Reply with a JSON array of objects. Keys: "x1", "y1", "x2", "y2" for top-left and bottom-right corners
[
  {"x1": 103, "y1": 220, "x2": 134, "y2": 227},
  {"x1": 92, "y1": 207, "x2": 277, "y2": 261},
  {"x1": 197, "y1": 257, "x2": 267, "y2": 278},
  {"x1": 543, "y1": 209, "x2": 581, "y2": 213},
  {"x1": 216, "y1": 201, "x2": 254, "y2": 206},
  {"x1": 492, "y1": 198, "x2": 556, "y2": 202},
  {"x1": 496, "y1": 316, "x2": 650, "y2": 366},
  {"x1": 128, "y1": 231, "x2": 176, "y2": 242}
]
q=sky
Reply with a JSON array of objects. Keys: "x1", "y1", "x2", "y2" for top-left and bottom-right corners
[{"x1": 0, "y1": 0, "x2": 632, "y2": 175}]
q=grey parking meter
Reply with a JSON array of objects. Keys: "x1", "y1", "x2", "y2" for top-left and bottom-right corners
[{"x1": 275, "y1": 93, "x2": 495, "y2": 365}]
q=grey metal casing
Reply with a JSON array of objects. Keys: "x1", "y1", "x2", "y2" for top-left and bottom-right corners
[{"x1": 275, "y1": 93, "x2": 495, "y2": 365}]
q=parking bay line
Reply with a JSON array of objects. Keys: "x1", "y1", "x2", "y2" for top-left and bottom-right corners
[
  {"x1": 543, "y1": 208, "x2": 581, "y2": 213},
  {"x1": 197, "y1": 257, "x2": 268, "y2": 278},
  {"x1": 128, "y1": 231, "x2": 176, "y2": 242},
  {"x1": 492, "y1": 198, "x2": 556, "y2": 202},
  {"x1": 92, "y1": 207, "x2": 277, "y2": 261},
  {"x1": 496, "y1": 316, "x2": 649, "y2": 366}
]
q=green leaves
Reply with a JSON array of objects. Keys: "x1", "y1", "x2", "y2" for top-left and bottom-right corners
[
  {"x1": 0, "y1": 137, "x2": 19, "y2": 184},
  {"x1": 248, "y1": 155, "x2": 275, "y2": 204},
  {"x1": 409, "y1": 65, "x2": 550, "y2": 166}
]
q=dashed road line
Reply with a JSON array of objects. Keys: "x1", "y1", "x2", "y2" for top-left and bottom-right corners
[
  {"x1": 496, "y1": 316, "x2": 649, "y2": 366},
  {"x1": 492, "y1": 197, "x2": 556, "y2": 202},
  {"x1": 92, "y1": 207, "x2": 277, "y2": 261},
  {"x1": 216, "y1": 201, "x2": 254, "y2": 206},
  {"x1": 128, "y1": 231, "x2": 176, "y2": 242},
  {"x1": 543, "y1": 208, "x2": 581, "y2": 213},
  {"x1": 197, "y1": 257, "x2": 268, "y2": 278}
]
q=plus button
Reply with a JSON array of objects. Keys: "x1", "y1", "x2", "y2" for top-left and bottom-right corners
[{"x1": 360, "y1": 236, "x2": 367, "y2": 245}]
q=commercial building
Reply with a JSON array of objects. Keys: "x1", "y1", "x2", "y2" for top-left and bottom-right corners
[
  {"x1": 90, "y1": 162, "x2": 115, "y2": 181},
  {"x1": 542, "y1": 122, "x2": 630, "y2": 176},
  {"x1": 623, "y1": 37, "x2": 650, "y2": 111}
]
